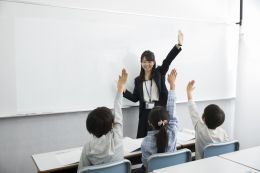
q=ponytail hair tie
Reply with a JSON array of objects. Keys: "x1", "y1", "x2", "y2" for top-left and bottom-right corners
[{"x1": 158, "y1": 120, "x2": 168, "y2": 126}]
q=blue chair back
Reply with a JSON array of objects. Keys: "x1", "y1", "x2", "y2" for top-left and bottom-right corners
[
  {"x1": 146, "y1": 149, "x2": 192, "y2": 173},
  {"x1": 203, "y1": 140, "x2": 239, "y2": 159},
  {"x1": 77, "y1": 159, "x2": 131, "y2": 173}
]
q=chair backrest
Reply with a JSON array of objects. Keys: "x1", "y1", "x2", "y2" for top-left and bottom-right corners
[
  {"x1": 146, "y1": 149, "x2": 192, "y2": 173},
  {"x1": 202, "y1": 140, "x2": 240, "y2": 159},
  {"x1": 77, "y1": 159, "x2": 131, "y2": 173}
]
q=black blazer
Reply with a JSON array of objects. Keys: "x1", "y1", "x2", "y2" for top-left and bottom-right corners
[{"x1": 123, "y1": 45, "x2": 181, "y2": 118}]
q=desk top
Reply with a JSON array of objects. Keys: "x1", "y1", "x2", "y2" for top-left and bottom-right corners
[
  {"x1": 177, "y1": 139, "x2": 195, "y2": 147},
  {"x1": 153, "y1": 156, "x2": 259, "y2": 173},
  {"x1": 124, "y1": 143, "x2": 181, "y2": 158},
  {"x1": 32, "y1": 147, "x2": 82, "y2": 173},
  {"x1": 219, "y1": 146, "x2": 260, "y2": 171}
]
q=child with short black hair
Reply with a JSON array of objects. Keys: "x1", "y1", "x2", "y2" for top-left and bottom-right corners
[
  {"x1": 86, "y1": 107, "x2": 114, "y2": 138},
  {"x1": 186, "y1": 80, "x2": 228, "y2": 160},
  {"x1": 136, "y1": 69, "x2": 178, "y2": 173},
  {"x1": 77, "y1": 69, "x2": 128, "y2": 171}
]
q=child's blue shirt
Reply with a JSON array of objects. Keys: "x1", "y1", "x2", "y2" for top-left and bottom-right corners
[{"x1": 141, "y1": 90, "x2": 178, "y2": 167}]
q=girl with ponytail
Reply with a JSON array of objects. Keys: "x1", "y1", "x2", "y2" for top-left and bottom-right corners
[{"x1": 135, "y1": 69, "x2": 178, "y2": 173}]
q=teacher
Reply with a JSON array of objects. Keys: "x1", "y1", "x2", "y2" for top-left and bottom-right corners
[{"x1": 123, "y1": 30, "x2": 183, "y2": 138}]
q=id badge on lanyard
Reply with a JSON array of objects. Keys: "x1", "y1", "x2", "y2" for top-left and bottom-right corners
[
  {"x1": 145, "y1": 80, "x2": 155, "y2": 109},
  {"x1": 146, "y1": 102, "x2": 155, "y2": 109}
]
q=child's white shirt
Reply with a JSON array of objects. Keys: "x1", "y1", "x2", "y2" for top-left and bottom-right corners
[{"x1": 187, "y1": 99, "x2": 228, "y2": 160}]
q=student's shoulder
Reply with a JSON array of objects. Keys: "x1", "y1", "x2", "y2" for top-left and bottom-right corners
[
  {"x1": 81, "y1": 141, "x2": 91, "y2": 155},
  {"x1": 215, "y1": 126, "x2": 224, "y2": 131},
  {"x1": 143, "y1": 134, "x2": 156, "y2": 144},
  {"x1": 216, "y1": 127, "x2": 228, "y2": 140},
  {"x1": 111, "y1": 128, "x2": 123, "y2": 138},
  {"x1": 196, "y1": 121, "x2": 208, "y2": 131},
  {"x1": 216, "y1": 127, "x2": 227, "y2": 134},
  {"x1": 142, "y1": 135, "x2": 151, "y2": 143},
  {"x1": 141, "y1": 137, "x2": 150, "y2": 149},
  {"x1": 83, "y1": 141, "x2": 91, "y2": 147}
]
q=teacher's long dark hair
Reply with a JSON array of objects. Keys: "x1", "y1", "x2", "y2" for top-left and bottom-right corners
[
  {"x1": 139, "y1": 50, "x2": 157, "y2": 81},
  {"x1": 149, "y1": 106, "x2": 170, "y2": 153}
]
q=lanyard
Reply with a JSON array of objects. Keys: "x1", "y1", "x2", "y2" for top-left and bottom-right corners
[{"x1": 145, "y1": 80, "x2": 152, "y2": 102}]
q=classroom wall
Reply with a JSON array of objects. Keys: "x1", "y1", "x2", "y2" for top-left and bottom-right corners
[
  {"x1": 0, "y1": 0, "x2": 240, "y2": 116},
  {"x1": 0, "y1": 99, "x2": 235, "y2": 173},
  {"x1": 0, "y1": 0, "x2": 239, "y2": 173},
  {"x1": 0, "y1": 0, "x2": 239, "y2": 115},
  {"x1": 14, "y1": 0, "x2": 237, "y2": 23},
  {"x1": 233, "y1": 0, "x2": 260, "y2": 149}
]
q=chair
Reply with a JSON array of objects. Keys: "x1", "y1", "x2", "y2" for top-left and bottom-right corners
[
  {"x1": 202, "y1": 140, "x2": 240, "y2": 159},
  {"x1": 146, "y1": 149, "x2": 192, "y2": 173},
  {"x1": 77, "y1": 159, "x2": 131, "y2": 173}
]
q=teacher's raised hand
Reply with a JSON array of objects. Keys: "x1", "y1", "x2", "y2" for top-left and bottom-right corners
[{"x1": 177, "y1": 30, "x2": 183, "y2": 49}]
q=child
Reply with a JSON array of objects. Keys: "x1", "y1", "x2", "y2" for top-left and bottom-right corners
[
  {"x1": 77, "y1": 69, "x2": 128, "y2": 171},
  {"x1": 136, "y1": 69, "x2": 178, "y2": 173},
  {"x1": 186, "y1": 80, "x2": 228, "y2": 160}
]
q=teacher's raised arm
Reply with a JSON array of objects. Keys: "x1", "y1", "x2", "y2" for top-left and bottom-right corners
[{"x1": 123, "y1": 30, "x2": 183, "y2": 138}]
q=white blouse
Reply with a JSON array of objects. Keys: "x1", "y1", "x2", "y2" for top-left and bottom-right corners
[{"x1": 143, "y1": 79, "x2": 159, "y2": 102}]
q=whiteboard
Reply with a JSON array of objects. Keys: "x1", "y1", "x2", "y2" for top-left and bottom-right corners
[{"x1": 0, "y1": 1, "x2": 239, "y2": 116}]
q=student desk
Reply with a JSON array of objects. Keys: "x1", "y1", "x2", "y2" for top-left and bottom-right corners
[
  {"x1": 153, "y1": 156, "x2": 259, "y2": 173},
  {"x1": 177, "y1": 139, "x2": 195, "y2": 148},
  {"x1": 32, "y1": 143, "x2": 183, "y2": 173},
  {"x1": 219, "y1": 146, "x2": 260, "y2": 172},
  {"x1": 32, "y1": 147, "x2": 83, "y2": 173}
]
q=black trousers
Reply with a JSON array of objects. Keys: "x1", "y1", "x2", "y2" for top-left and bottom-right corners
[
  {"x1": 135, "y1": 165, "x2": 146, "y2": 173},
  {"x1": 136, "y1": 102, "x2": 166, "y2": 138}
]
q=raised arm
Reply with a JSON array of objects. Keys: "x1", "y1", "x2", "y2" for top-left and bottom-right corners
[
  {"x1": 116, "y1": 77, "x2": 139, "y2": 102},
  {"x1": 166, "y1": 69, "x2": 178, "y2": 133},
  {"x1": 160, "y1": 30, "x2": 183, "y2": 75},
  {"x1": 123, "y1": 81, "x2": 140, "y2": 103},
  {"x1": 187, "y1": 80, "x2": 200, "y2": 129},
  {"x1": 187, "y1": 80, "x2": 195, "y2": 101},
  {"x1": 117, "y1": 69, "x2": 128, "y2": 94},
  {"x1": 113, "y1": 69, "x2": 128, "y2": 136}
]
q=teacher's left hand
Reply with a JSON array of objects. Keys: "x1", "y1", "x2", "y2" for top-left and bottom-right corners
[{"x1": 178, "y1": 30, "x2": 183, "y2": 46}]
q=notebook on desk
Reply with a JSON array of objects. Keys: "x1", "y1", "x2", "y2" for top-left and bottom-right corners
[
  {"x1": 123, "y1": 137, "x2": 143, "y2": 154},
  {"x1": 177, "y1": 129, "x2": 196, "y2": 146},
  {"x1": 177, "y1": 129, "x2": 195, "y2": 142},
  {"x1": 55, "y1": 149, "x2": 82, "y2": 166}
]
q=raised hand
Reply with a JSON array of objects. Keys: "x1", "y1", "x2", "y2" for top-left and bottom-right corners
[
  {"x1": 167, "y1": 69, "x2": 177, "y2": 84},
  {"x1": 167, "y1": 69, "x2": 177, "y2": 90},
  {"x1": 178, "y1": 30, "x2": 183, "y2": 46},
  {"x1": 117, "y1": 69, "x2": 128, "y2": 93},
  {"x1": 187, "y1": 80, "x2": 195, "y2": 93},
  {"x1": 187, "y1": 80, "x2": 195, "y2": 100}
]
